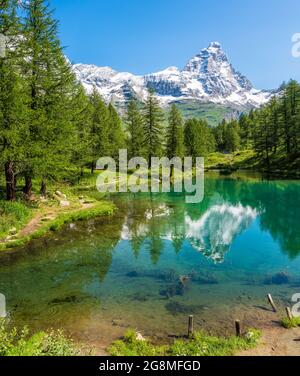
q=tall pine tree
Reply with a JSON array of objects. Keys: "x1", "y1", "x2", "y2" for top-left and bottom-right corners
[
  {"x1": 166, "y1": 104, "x2": 185, "y2": 160},
  {"x1": 22, "y1": 0, "x2": 78, "y2": 197},
  {"x1": 108, "y1": 103, "x2": 125, "y2": 161},
  {"x1": 0, "y1": 0, "x2": 27, "y2": 200},
  {"x1": 143, "y1": 89, "x2": 164, "y2": 165},
  {"x1": 89, "y1": 87, "x2": 110, "y2": 173},
  {"x1": 126, "y1": 98, "x2": 144, "y2": 159}
]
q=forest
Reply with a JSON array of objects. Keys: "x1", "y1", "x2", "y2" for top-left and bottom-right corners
[{"x1": 1, "y1": 0, "x2": 299, "y2": 204}]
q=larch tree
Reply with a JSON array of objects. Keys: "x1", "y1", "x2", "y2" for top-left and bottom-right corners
[
  {"x1": 108, "y1": 103, "x2": 125, "y2": 161},
  {"x1": 22, "y1": 0, "x2": 78, "y2": 197},
  {"x1": 89, "y1": 87, "x2": 110, "y2": 173},
  {"x1": 0, "y1": 0, "x2": 27, "y2": 200},
  {"x1": 126, "y1": 98, "x2": 145, "y2": 159},
  {"x1": 143, "y1": 89, "x2": 164, "y2": 166},
  {"x1": 166, "y1": 104, "x2": 185, "y2": 160}
]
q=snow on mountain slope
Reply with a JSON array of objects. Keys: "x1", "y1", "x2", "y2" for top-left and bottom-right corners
[{"x1": 72, "y1": 42, "x2": 272, "y2": 109}]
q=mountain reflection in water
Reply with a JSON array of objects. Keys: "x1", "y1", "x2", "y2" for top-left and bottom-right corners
[{"x1": 185, "y1": 204, "x2": 259, "y2": 263}]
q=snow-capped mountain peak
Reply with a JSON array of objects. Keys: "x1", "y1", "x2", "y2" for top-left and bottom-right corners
[{"x1": 72, "y1": 42, "x2": 272, "y2": 109}]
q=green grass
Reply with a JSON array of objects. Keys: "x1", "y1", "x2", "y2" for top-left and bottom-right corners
[
  {"x1": 281, "y1": 317, "x2": 300, "y2": 329},
  {"x1": 0, "y1": 201, "x2": 33, "y2": 239},
  {"x1": 108, "y1": 329, "x2": 261, "y2": 357},
  {"x1": 0, "y1": 201, "x2": 115, "y2": 251},
  {"x1": 0, "y1": 169, "x2": 116, "y2": 250},
  {"x1": 47, "y1": 202, "x2": 115, "y2": 232},
  {"x1": 206, "y1": 150, "x2": 257, "y2": 170},
  {"x1": 206, "y1": 149, "x2": 300, "y2": 178},
  {"x1": 175, "y1": 101, "x2": 241, "y2": 128},
  {"x1": 0, "y1": 320, "x2": 80, "y2": 356}
]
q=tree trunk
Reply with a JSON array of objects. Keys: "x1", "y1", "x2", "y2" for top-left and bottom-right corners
[
  {"x1": 40, "y1": 179, "x2": 47, "y2": 197},
  {"x1": 23, "y1": 174, "x2": 32, "y2": 200},
  {"x1": 5, "y1": 161, "x2": 16, "y2": 201},
  {"x1": 91, "y1": 161, "x2": 94, "y2": 174}
]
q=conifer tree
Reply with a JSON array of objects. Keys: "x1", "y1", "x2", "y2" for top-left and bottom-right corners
[
  {"x1": 282, "y1": 80, "x2": 300, "y2": 156},
  {"x1": 224, "y1": 120, "x2": 240, "y2": 152},
  {"x1": 70, "y1": 84, "x2": 92, "y2": 179},
  {"x1": 184, "y1": 118, "x2": 215, "y2": 161},
  {"x1": 0, "y1": 0, "x2": 27, "y2": 200},
  {"x1": 89, "y1": 87, "x2": 110, "y2": 173},
  {"x1": 22, "y1": 0, "x2": 79, "y2": 197},
  {"x1": 108, "y1": 103, "x2": 125, "y2": 160},
  {"x1": 126, "y1": 99, "x2": 144, "y2": 159},
  {"x1": 143, "y1": 89, "x2": 164, "y2": 165},
  {"x1": 239, "y1": 113, "x2": 253, "y2": 149},
  {"x1": 166, "y1": 104, "x2": 185, "y2": 160}
]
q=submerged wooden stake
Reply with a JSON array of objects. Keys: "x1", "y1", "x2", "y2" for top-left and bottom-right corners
[
  {"x1": 188, "y1": 315, "x2": 194, "y2": 338},
  {"x1": 286, "y1": 307, "x2": 293, "y2": 321},
  {"x1": 235, "y1": 320, "x2": 241, "y2": 337},
  {"x1": 267, "y1": 294, "x2": 277, "y2": 312}
]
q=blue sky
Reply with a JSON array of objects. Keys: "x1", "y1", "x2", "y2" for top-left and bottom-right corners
[{"x1": 52, "y1": 0, "x2": 300, "y2": 89}]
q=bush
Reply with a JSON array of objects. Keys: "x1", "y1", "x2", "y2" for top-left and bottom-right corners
[
  {"x1": 0, "y1": 320, "x2": 79, "y2": 356},
  {"x1": 108, "y1": 330, "x2": 165, "y2": 356}
]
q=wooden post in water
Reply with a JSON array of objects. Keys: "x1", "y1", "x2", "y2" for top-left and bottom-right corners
[
  {"x1": 188, "y1": 315, "x2": 194, "y2": 338},
  {"x1": 267, "y1": 294, "x2": 277, "y2": 312},
  {"x1": 235, "y1": 320, "x2": 241, "y2": 337},
  {"x1": 286, "y1": 307, "x2": 293, "y2": 321}
]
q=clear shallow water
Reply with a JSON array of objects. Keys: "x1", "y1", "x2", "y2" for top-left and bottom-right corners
[{"x1": 0, "y1": 172, "x2": 300, "y2": 346}]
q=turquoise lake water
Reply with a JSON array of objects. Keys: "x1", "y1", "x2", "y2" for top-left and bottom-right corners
[{"x1": 0, "y1": 171, "x2": 299, "y2": 347}]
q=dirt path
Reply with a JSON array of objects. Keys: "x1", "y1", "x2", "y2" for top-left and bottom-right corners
[
  {"x1": 0, "y1": 197, "x2": 98, "y2": 246},
  {"x1": 239, "y1": 325, "x2": 300, "y2": 356},
  {"x1": 20, "y1": 202, "x2": 96, "y2": 236},
  {"x1": 18, "y1": 211, "x2": 55, "y2": 237}
]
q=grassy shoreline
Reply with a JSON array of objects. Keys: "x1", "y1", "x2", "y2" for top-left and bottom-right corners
[
  {"x1": 108, "y1": 329, "x2": 261, "y2": 356},
  {"x1": 0, "y1": 321, "x2": 261, "y2": 357},
  {"x1": 206, "y1": 150, "x2": 300, "y2": 179},
  {"x1": 0, "y1": 201, "x2": 115, "y2": 251},
  {"x1": 0, "y1": 171, "x2": 116, "y2": 251}
]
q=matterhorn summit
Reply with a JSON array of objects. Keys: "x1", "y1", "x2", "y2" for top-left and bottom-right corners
[{"x1": 72, "y1": 42, "x2": 272, "y2": 109}]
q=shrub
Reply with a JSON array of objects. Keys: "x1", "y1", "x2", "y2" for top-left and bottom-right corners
[{"x1": 0, "y1": 320, "x2": 79, "y2": 356}]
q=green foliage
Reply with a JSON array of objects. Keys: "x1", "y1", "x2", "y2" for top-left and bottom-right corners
[
  {"x1": 108, "y1": 103, "x2": 125, "y2": 160},
  {"x1": 108, "y1": 330, "x2": 165, "y2": 356},
  {"x1": 214, "y1": 119, "x2": 240, "y2": 153},
  {"x1": 166, "y1": 104, "x2": 185, "y2": 159},
  {"x1": 175, "y1": 101, "x2": 237, "y2": 127},
  {"x1": 238, "y1": 80, "x2": 300, "y2": 168},
  {"x1": 126, "y1": 99, "x2": 145, "y2": 158},
  {"x1": 0, "y1": 201, "x2": 32, "y2": 238},
  {"x1": 108, "y1": 329, "x2": 261, "y2": 357},
  {"x1": 184, "y1": 118, "x2": 215, "y2": 160},
  {"x1": 20, "y1": 0, "x2": 79, "y2": 192},
  {"x1": 281, "y1": 316, "x2": 300, "y2": 329},
  {"x1": 47, "y1": 202, "x2": 115, "y2": 232},
  {"x1": 0, "y1": 200, "x2": 115, "y2": 251},
  {"x1": 206, "y1": 150, "x2": 256, "y2": 169},
  {"x1": 0, "y1": 320, "x2": 79, "y2": 356},
  {"x1": 143, "y1": 89, "x2": 165, "y2": 162},
  {"x1": 86, "y1": 93, "x2": 126, "y2": 171}
]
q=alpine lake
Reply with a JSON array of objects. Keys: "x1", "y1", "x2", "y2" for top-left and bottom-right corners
[{"x1": 0, "y1": 171, "x2": 299, "y2": 350}]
